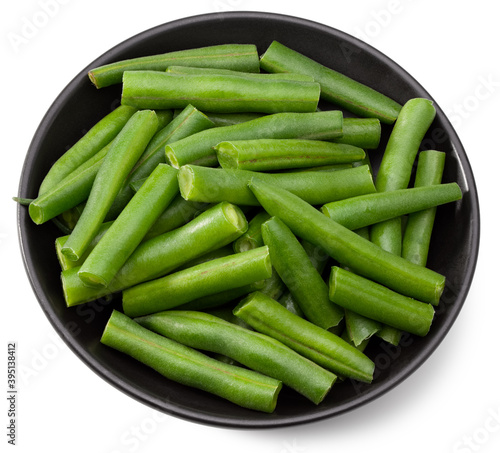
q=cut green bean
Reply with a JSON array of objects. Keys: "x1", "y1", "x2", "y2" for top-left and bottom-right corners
[
  {"x1": 260, "y1": 41, "x2": 402, "y2": 124},
  {"x1": 375, "y1": 325, "x2": 403, "y2": 346},
  {"x1": 341, "y1": 329, "x2": 370, "y2": 353},
  {"x1": 122, "y1": 246, "x2": 272, "y2": 318},
  {"x1": 166, "y1": 65, "x2": 315, "y2": 82},
  {"x1": 341, "y1": 227, "x2": 382, "y2": 346},
  {"x1": 176, "y1": 245, "x2": 235, "y2": 272},
  {"x1": 177, "y1": 280, "x2": 266, "y2": 312},
  {"x1": 58, "y1": 202, "x2": 86, "y2": 230},
  {"x1": 402, "y1": 151, "x2": 447, "y2": 266},
  {"x1": 215, "y1": 139, "x2": 365, "y2": 172},
  {"x1": 135, "y1": 310, "x2": 336, "y2": 404},
  {"x1": 371, "y1": 98, "x2": 436, "y2": 253},
  {"x1": 165, "y1": 111, "x2": 343, "y2": 168},
  {"x1": 78, "y1": 164, "x2": 179, "y2": 288},
  {"x1": 206, "y1": 306, "x2": 254, "y2": 330},
  {"x1": 29, "y1": 143, "x2": 111, "y2": 225},
  {"x1": 38, "y1": 105, "x2": 137, "y2": 195},
  {"x1": 122, "y1": 71, "x2": 320, "y2": 113},
  {"x1": 247, "y1": 178, "x2": 445, "y2": 304},
  {"x1": 234, "y1": 292, "x2": 374, "y2": 382},
  {"x1": 105, "y1": 105, "x2": 215, "y2": 220},
  {"x1": 178, "y1": 164, "x2": 375, "y2": 206},
  {"x1": 330, "y1": 118, "x2": 381, "y2": 149},
  {"x1": 321, "y1": 183, "x2": 462, "y2": 230},
  {"x1": 277, "y1": 239, "x2": 330, "y2": 318},
  {"x1": 101, "y1": 310, "x2": 281, "y2": 413},
  {"x1": 329, "y1": 267, "x2": 434, "y2": 336},
  {"x1": 142, "y1": 195, "x2": 212, "y2": 242},
  {"x1": 344, "y1": 310, "x2": 381, "y2": 347},
  {"x1": 233, "y1": 211, "x2": 270, "y2": 252},
  {"x1": 291, "y1": 164, "x2": 353, "y2": 173},
  {"x1": 61, "y1": 110, "x2": 159, "y2": 261},
  {"x1": 62, "y1": 202, "x2": 247, "y2": 306},
  {"x1": 88, "y1": 44, "x2": 260, "y2": 89},
  {"x1": 55, "y1": 221, "x2": 113, "y2": 271},
  {"x1": 262, "y1": 217, "x2": 343, "y2": 329},
  {"x1": 203, "y1": 112, "x2": 265, "y2": 127},
  {"x1": 12, "y1": 197, "x2": 33, "y2": 206}
]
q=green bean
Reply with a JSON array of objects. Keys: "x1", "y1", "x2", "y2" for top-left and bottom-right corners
[
  {"x1": 101, "y1": 310, "x2": 281, "y2": 413},
  {"x1": 33, "y1": 110, "x2": 174, "y2": 224},
  {"x1": 166, "y1": 65, "x2": 315, "y2": 82},
  {"x1": 165, "y1": 111, "x2": 343, "y2": 168},
  {"x1": 340, "y1": 227, "x2": 383, "y2": 346},
  {"x1": 330, "y1": 118, "x2": 381, "y2": 149},
  {"x1": 277, "y1": 239, "x2": 330, "y2": 318},
  {"x1": 402, "y1": 151, "x2": 447, "y2": 266},
  {"x1": 180, "y1": 229, "x2": 286, "y2": 310},
  {"x1": 206, "y1": 306, "x2": 254, "y2": 330},
  {"x1": 128, "y1": 177, "x2": 147, "y2": 193},
  {"x1": 260, "y1": 41, "x2": 402, "y2": 124},
  {"x1": 178, "y1": 164, "x2": 375, "y2": 206},
  {"x1": 290, "y1": 164, "x2": 353, "y2": 173},
  {"x1": 88, "y1": 44, "x2": 260, "y2": 89},
  {"x1": 78, "y1": 164, "x2": 179, "y2": 288},
  {"x1": 247, "y1": 178, "x2": 445, "y2": 304},
  {"x1": 177, "y1": 281, "x2": 265, "y2": 311},
  {"x1": 55, "y1": 221, "x2": 113, "y2": 271},
  {"x1": 135, "y1": 310, "x2": 336, "y2": 404},
  {"x1": 142, "y1": 195, "x2": 212, "y2": 242},
  {"x1": 233, "y1": 211, "x2": 270, "y2": 252},
  {"x1": 122, "y1": 246, "x2": 272, "y2": 318},
  {"x1": 321, "y1": 183, "x2": 462, "y2": 230},
  {"x1": 154, "y1": 110, "x2": 175, "y2": 128},
  {"x1": 344, "y1": 310, "x2": 381, "y2": 347},
  {"x1": 57, "y1": 198, "x2": 211, "y2": 271},
  {"x1": 122, "y1": 71, "x2": 320, "y2": 113},
  {"x1": 202, "y1": 112, "x2": 265, "y2": 127},
  {"x1": 38, "y1": 105, "x2": 137, "y2": 195},
  {"x1": 176, "y1": 245, "x2": 235, "y2": 272},
  {"x1": 62, "y1": 202, "x2": 247, "y2": 307},
  {"x1": 105, "y1": 105, "x2": 215, "y2": 220},
  {"x1": 29, "y1": 143, "x2": 111, "y2": 225},
  {"x1": 12, "y1": 197, "x2": 33, "y2": 206},
  {"x1": 214, "y1": 139, "x2": 365, "y2": 172},
  {"x1": 341, "y1": 329, "x2": 370, "y2": 353},
  {"x1": 60, "y1": 110, "x2": 159, "y2": 261},
  {"x1": 58, "y1": 202, "x2": 86, "y2": 230},
  {"x1": 371, "y1": 98, "x2": 436, "y2": 253},
  {"x1": 375, "y1": 325, "x2": 403, "y2": 346},
  {"x1": 234, "y1": 291, "x2": 374, "y2": 382},
  {"x1": 329, "y1": 267, "x2": 434, "y2": 337},
  {"x1": 262, "y1": 217, "x2": 343, "y2": 329}
]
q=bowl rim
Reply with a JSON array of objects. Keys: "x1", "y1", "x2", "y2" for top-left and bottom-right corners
[{"x1": 17, "y1": 10, "x2": 480, "y2": 429}]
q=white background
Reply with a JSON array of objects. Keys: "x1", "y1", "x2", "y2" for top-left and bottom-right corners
[{"x1": 1, "y1": 1, "x2": 499, "y2": 452}]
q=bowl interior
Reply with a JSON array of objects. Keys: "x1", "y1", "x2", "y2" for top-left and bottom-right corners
[{"x1": 17, "y1": 11, "x2": 479, "y2": 428}]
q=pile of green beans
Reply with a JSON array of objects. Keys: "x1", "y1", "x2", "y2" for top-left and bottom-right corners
[{"x1": 19, "y1": 41, "x2": 463, "y2": 413}]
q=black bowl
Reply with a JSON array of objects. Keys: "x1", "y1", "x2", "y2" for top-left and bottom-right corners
[{"x1": 17, "y1": 11, "x2": 480, "y2": 428}]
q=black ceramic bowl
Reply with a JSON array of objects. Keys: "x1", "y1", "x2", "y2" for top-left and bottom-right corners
[{"x1": 17, "y1": 11, "x2": 479, "y2": 428}]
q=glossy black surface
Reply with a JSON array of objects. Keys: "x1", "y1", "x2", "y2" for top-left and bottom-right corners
[{"x1": 17, "y1": 12, "x2": 479, "y2": 428}]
